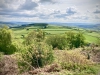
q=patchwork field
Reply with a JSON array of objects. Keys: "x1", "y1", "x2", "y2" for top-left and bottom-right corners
[{"x1": 12, "y1": 25, "x2": 100, "y2": 44}]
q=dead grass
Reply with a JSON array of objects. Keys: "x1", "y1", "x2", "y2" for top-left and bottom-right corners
[
  {"x1": 0, "y1": 48, "x2": 100, "y2": 75},
  {"x1": 0, "y1": 55, "x2": 19, "y2": 75},
  {"x1": 54, "y1": 49, "x2": 93, "y2": 65}
]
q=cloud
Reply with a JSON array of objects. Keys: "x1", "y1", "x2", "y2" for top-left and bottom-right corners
[
  {"x1": 19, "y1": 0, "x2": 38, "y2": 10},
  {"x1": 72, "y1": 16, "x2": 89, "y2": 20},
  {"x1": 66, "y1": 7, "x2": 77, "y2": 15},
  {"x1": 95, "y1": 15, "x2": 100, "y2": 19},
  {"x1": 94, "y1": 9, "x2": 100, "y2": 14},
  {"x1": 39, "y1": 0, "x2": 56, "y2": 3},
  {"x1": 54, "y1": 14, "x2": 67, "y2": 18},
  {"x1": 51, "y1": 7, "x2": 77, "y2": 18},
  {"x1": 0, "y1": 0, "x2": 21, "y2": 15},
  {"x1": 0, "y1": 1, "x2": 7, "y2": 9},
  {"x1": 93, "y1": 4, "x2": 100, "y2": 14},
  {"x1": 0, "y1": 0, "x2": 99, "y2": 23},
  {"x1": 8, "y1": 13, "x2": 37, "y2": 18},
  {"x1": 50, "y1": 10, "x2": 60, "y2": 15},
  {"x1": 38, "y1": 14, "x2": 49, "y2": 19}
]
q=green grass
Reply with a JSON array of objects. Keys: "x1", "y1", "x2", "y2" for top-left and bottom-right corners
[
  {"x1": 85, "y1": 32, "x2": 100, "y2": 38},
  {"x1": 84, "y1": 34, "x2": 98, "y2": 43},
  {"x1": 11, "y1": 25, "x2": 100, "y2": 44}
]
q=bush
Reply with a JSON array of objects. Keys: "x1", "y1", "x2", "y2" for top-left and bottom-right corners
[
  {"x1": 65, "y1": 31, "x2": 85, "y2": 49},
  {"x1": 54, "y1": 50, "x2": 93, "y2": 71},
  {"x1": 46, "y1": 31, "x2": 85, "y2": 50},
  {"x1": 0, "y1": 27, "x2": 17, "y2": 54},
  {"x1": 46, "y1": 35, "x2": 67, "y2": 50},
  {"x1": 0, "y1": 52, "x2": 3, "y2": 61},
  {"x1": 18, "y1": 42, "x2": 54, "y2": 72},
  {"x1": 24, "y1": 29, "x2": 45, "y2": 45}
]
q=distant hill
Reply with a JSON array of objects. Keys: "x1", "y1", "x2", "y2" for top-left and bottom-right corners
[
  {"x1": 48, "y1": 22, "x2": 100, "y2": 30},
  {"x1": 0, "y1": 21, "x2": 31, "y2": 27},
  {"x1": 0, "y1": 21, "x2": 100, "y2": 30}
]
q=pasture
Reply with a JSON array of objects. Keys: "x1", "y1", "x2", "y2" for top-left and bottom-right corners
[{"x1": 11, "y1": 24, "x2": 100, "y2": 44}]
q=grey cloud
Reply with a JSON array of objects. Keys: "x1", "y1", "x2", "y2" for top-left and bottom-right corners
[
  {"x1": 54, "y1": 7, "x2": 77, "y2": 18},
  {"x1": 54, "y1": 14, "x2": 67, "y2": 18},
  {"x1": 7, "y1": 12, "x2": 38, "y2": 18},
  {"x1": 95, "y1": 16, "x2": 100, "y2": 19},
  {"x1": 0, "y1": 0, "x2": 19, "y2": 9},
  {"x1": 96, "y1": 4, "x2": 100, "y2": 8},
  {"x1": 19, "y1": 0, "x2": 38, "y2": 10},
  {"x1": 0, "y1": 0, "x2": 8, "y2": 9},
  {"x1": 39, "y1": 15, "x2": 49, "y2": 19},
  {"x1": 0, "y1": 0, "x2": 21, "y2": 15},
  {"x1": 39, "y1": 0, "x2": 56, "y2": 3},
  {"x1": 66, "y1": 7, "x2": 77, "y2": 15},
  {"x1": 94, "y1": 9, "x2": 100, "y2": 14},
  {"x1": 51, "y1": 7, "x2": 77, "y2": 19},
  {"x1": 1, "y1": 11, "x2": 48, "y2": 19},
  {"x1": 50, "y1": 10, "x2": 60, "y2": 16},
  {"x1": 73, "y1": 16, "x2": 89, "y2": 20}
]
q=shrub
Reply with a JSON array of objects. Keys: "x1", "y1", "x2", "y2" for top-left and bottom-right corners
[
  {"x1": 74, "y1": 32, "x2": 85, "y2": 48},
  {"x1": 18, "y1": 42, "x2": 54, "y2": 72},
  {"x1": 0, "y1": 52, "x2": 3, "y2": 61},
  {"x1": 97, "y1": 37, "x2": 100, "y2": 46},
  {"x1": 65, "y1": 31, "x2": 75, "y2": 49},
  {"x1": 46, "y1": 35, "x2": 67, "y2": 50},
  {"x1": 54, "y1": 50, "x2": 93, "y2": 72},
  {"x1": 65, "y1": 31, "x2": 85, "y2": 49},
  {"x1": 0, "y1": 26, "x2": 17, "y2": 54},
  {"x1": 46, "y1": 31, "x2": 85, "y2": 50},
  {"x1": 24, "y1": 29, "x2": 45, "y2": 45}
]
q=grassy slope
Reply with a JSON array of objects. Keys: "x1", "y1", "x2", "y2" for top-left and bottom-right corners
[
  {"x1": 12, "y1": 24, "x2": 100, "y2": 43},
  {"x1": 1, "y1": 24, "x2": 100, "y2": 75}
]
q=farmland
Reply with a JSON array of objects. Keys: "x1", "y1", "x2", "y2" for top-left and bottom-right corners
[{"x1": 12, "y1": 24, "x2": 100, "y2": 44}]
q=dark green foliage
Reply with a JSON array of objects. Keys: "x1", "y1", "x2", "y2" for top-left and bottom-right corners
[
  {"x1": 65, "y1": 31, "x2": 85, "y2": 49},
  {"x1": 0, "y1": 27, "x2": 17, "y2": 54},
  {"x1": 46, "y1": 31, "x2": 85, "y2": 50},
  {"x1": 65, "y1": 32, "x2": 75, "y2": 49},
  {"x1": 46, "y1": 35, "x2": 67, "y2": 50},
  {"x1": 27, "y1": 23, "x2": 48, "y2": 29},
  {"x1": 97, "y1": 37, "x2": 100, "y2": 46},
  {"x1": 74, "y1": 32, "x2": 85, "y2": 48}
]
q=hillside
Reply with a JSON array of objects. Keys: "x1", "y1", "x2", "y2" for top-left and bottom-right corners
[
  {"x1": 0, "y1": 21, "x2": 100, "y2": 30},
  {"x1": 0, "y1": 24, "x2": 100, "y2": 75}
]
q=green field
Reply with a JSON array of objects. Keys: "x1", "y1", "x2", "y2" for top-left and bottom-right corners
[{"x1": 12, "y1": 25, "x2": 100, "y2": 43}]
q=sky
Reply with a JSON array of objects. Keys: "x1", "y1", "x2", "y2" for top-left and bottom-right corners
[{"x1": 0, "y1": 0, "x2": 100, "y2": 23}]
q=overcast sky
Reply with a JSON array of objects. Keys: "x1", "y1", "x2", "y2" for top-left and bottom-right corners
[{"x1": 0, "y1": 0, "x2": 100, "y2": 23}]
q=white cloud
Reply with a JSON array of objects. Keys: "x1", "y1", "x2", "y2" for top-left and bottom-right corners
[{"x1": 0, "y1": 0, "x2": 100, "y2": 23}]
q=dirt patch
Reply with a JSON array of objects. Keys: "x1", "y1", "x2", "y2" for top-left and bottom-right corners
[
  {"x1": 29, "y1": 64, "x2": 60, "y2": 75},
  {"x1": 81, "y1": 47, "x2": 100, "y2": 63},
  {"x1": 0, "y1": 55, "x2": 19, "y2": 75}
]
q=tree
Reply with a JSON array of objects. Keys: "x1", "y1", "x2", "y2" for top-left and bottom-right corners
[
  {"x1": 46, "y1": 34, "x2": 67, "y2": 50},
  {"x1": 65, "y1": 31, "x2": 76, "y2": 49},
  {"x1": 65, "y1": 31, "x2": 85, "y2": 49},
  {"x1": 0, "y1": 26, "x2": 16, "y2": 54},
  {"x1": 18, "y1": 42, "x2": 54, "y2": 72},
  {"x1": 74, "y1": 32, "x2": 85, "y2": 48},
  {"x1": 24, "y1": 29, "x2": 45, "y2": 45}
]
